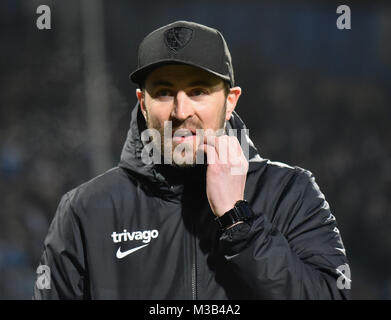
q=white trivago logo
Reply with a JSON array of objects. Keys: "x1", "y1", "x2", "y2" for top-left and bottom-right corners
[{"x1": 111, "y1": 229, "x2": 159, "y2": 259}]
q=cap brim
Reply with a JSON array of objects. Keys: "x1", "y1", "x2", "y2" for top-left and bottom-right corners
[{"x1": 129, "y1": 59, "x2": 232, "y2": 87}]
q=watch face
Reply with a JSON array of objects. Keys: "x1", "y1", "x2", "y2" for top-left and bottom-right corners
[
  {"x1": 216, "y1": 201, "x2": 254, "y2": 231},
  {"x1": 236, "y1": 201, "x2": 253, "y2": 220}
]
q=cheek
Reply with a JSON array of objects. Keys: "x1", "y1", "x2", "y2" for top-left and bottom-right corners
[
  {"x1": 145, "y1": 103, "x2": 171, "y2": 126},
  {"x1": 199, "y1": 104, "x2": 227, "y2": 130},
  {"x1": 197, "y1": 112, "x2": 218, "y2": 131}
]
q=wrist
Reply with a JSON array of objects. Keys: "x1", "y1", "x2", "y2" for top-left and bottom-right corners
[
  {"x1": 214, "y1": 198, "x2": 244, "y2": 218},
  {"x1": 215, "y1": 200, "x2": 254, "y2": 231}
]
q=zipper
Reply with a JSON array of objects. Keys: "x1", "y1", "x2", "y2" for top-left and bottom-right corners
[{"x1": 191, "y1": 225, "x2": 198, "y2": 300}]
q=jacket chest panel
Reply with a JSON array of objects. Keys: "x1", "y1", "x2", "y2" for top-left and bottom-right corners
[{"x1": 83, "y1": 189, "x2": 228, "y2": 299}]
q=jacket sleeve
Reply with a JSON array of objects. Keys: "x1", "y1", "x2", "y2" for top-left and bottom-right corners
[
  {"x1": 33, "y1": 192, "x2": 87, "y2": 300},
  {"x1": 219, "y1": 169, "x2": 351, "y2": 299}
]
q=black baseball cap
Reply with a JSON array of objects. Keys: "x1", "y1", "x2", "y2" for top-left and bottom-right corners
[{"x1": 129, "y1": 20, "x2": 235, "y2": 88}]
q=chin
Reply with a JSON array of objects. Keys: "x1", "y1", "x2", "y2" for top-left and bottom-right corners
[
  {"x1": 161, "y1": 140, "x2": 199, "y2": 167},
  {"x1": 172, "y1": 150, "x2": 197, "y2": 167},
  {"x1": 171, "y1": 161, "x2": 197, "y2": 168}
]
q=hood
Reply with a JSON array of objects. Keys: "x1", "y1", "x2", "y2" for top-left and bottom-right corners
[{"x1": 118, "y1": 102, "x2": 264, "y2": 198}]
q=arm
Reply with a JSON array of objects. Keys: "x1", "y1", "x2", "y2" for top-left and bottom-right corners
[
  {"x1": 219, "y1": 170, "x2": 351, "y2": 299},
  {"x1": 33, "y1": 192, "x2": 87, "y2": 300}
]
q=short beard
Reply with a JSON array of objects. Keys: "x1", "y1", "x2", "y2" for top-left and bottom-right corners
[{"x1": 143, "y1": 101, "x2": 227, "y2": 168}]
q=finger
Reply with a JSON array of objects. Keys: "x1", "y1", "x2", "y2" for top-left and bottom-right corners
[
  {"x1": 203, "y1": 134, "x2": 229, "y2": 161},
  {"x1": 197, "y1": 143, "x2": 219, "y2": 165},
  {"x1": 202, "y1": 131, "x2": 217, "y2": 148},
  {"x1": 216, "y1": 135, "x2": 229, "y2": 164},
  {"x1": 202, "y1": 128, "x2": 226, "y2": 147},
  {"x1": 227, "y1": 136, "x2": 243, "y2": 165}
]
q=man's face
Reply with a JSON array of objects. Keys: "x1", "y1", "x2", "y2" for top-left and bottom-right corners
[{"x1": 137, "y1": 64, "x2": 240, "y2": 167}]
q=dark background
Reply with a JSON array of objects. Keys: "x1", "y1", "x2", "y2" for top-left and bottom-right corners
[{"x1": 0, "y1": 0, "x2": 390, "y2": 299}]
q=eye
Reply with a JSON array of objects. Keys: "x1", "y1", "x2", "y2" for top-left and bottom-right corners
[
  {"x1": 189, "y1": 88, "x2": 208, "y2": 97},
  {"x1": 155, "y1": 89, "x2": 173, "y2": 97}
]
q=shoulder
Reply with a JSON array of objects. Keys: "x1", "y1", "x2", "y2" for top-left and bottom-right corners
[
  {"x1": 46, "y1": 167, "x2": 136, "y2": 241},
  {"x1": 63, "y1": 167, "x2": 134, "y2": 213},
  {"x1": 260, "y1": 160, "x2": 328, "y2": 217},
  {"x1": 248, "y1": 159, "x2": 331, "y2": 233},
  {"x1": 247, "y1": 158, "x2": 323, "y2": 214},
  {"x1": 251, "y1": 158, "x2": 314, "y2": 187},
  {"x1": 265, "y1": 159, "x2": 310, "y2": 175}
]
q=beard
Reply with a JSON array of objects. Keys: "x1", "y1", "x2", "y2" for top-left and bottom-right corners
[{"x1": 144, "y1": 101, "x2": 227, "y2": 168}]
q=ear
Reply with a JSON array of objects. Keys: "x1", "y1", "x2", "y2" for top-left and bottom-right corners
[
  {"x1": 136, "y1": 89, "x2": 147, "y2": 120},
  {"x1": 225, "y1": 86, "x2": 242, "y2": 121}
]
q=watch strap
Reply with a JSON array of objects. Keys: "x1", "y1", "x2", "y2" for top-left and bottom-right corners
[{"x1": 215, "y1": 200, "x2": 254, "y2": 230}]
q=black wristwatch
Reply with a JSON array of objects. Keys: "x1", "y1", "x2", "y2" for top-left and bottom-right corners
[{"x1": 215, "y1": 200, "x2": 254, "y2": 231}]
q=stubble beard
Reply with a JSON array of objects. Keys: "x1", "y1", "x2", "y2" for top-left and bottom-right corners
[{"x1": 144, "y1": 101, "x2": 227, "y2": 168}]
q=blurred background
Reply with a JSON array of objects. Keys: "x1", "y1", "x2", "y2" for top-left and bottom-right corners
[{"x1": 0, "y1": 0, "x2": 390, "y2": 299}]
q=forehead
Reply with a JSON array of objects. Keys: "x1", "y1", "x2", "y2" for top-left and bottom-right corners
[{"x1": 144, "y1": 64, "x2": 224, "y2": 88}]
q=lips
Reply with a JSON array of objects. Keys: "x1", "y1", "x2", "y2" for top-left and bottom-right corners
[
  {"x1": 172, "y1": 128, "x2": 196, "y2": 143},
  {"x1": 173, "y1": 129, "x2": 195, "y2": 137}
]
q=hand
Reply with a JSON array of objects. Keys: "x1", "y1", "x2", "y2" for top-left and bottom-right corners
[{"x1": 198, "y1": 134, "x2": 249, "y2": 217}]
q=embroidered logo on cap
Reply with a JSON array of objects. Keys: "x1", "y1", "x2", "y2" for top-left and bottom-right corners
[{"x1": 164, "y1": 27, "x2": 193, "y2": 52}]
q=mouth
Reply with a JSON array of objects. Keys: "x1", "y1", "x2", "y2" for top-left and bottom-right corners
[{"x1": 172, "y1": 128, "x2": 197, "y2": 143}]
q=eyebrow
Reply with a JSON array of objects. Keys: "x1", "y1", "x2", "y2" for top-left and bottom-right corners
[
  {"x1": 150, "y1": 79, "x2": 216, "y2": 88},
  {"x1": 150, "y1": 80, "x2": 174, "y2": 87},
  {"x1": 188, "y1": 80, "x2": 216, "y2": 87}
]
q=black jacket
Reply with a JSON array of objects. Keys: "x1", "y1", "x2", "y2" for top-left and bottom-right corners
[{"x1": 33, "y1": 104, "x2": 350, "y2": 299}]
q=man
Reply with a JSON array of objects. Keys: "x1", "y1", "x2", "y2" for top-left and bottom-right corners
[{"x1": 34, "y1": 21, "x2": 350, "y2": 299}]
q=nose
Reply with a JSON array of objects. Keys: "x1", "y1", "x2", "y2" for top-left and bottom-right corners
[{"x1": 172, "y1": 90, "x2": 194, "y2": 121}]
